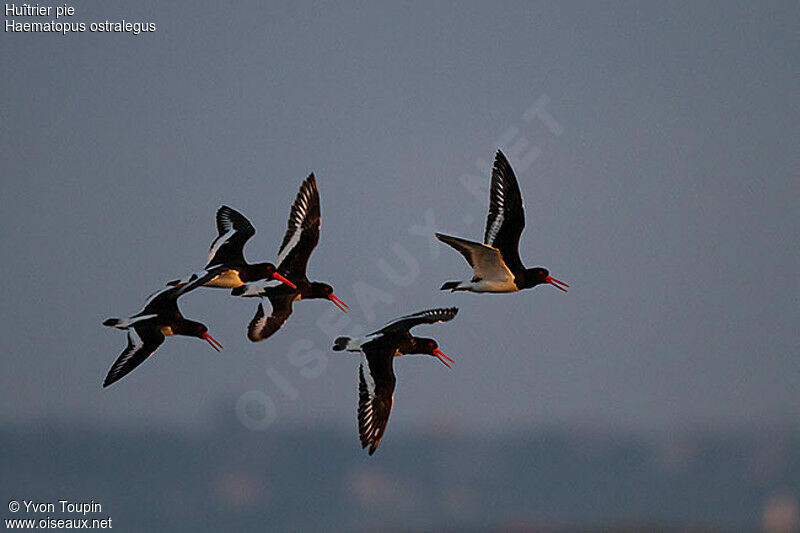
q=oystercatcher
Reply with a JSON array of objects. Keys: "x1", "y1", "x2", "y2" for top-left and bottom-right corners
[
  {"x1": 231, "y1": 173, "x2": 349, "y2": 341},
  {"x1": 168, "y1": 205, "x2": 296, "y2": 290},
  {"x1": 332, "y1": 307, "x2": 458, "y2": 455},
  {"x1": 102, "y1": 268, "x2": 226, "y2": 388},
  {"x1": 437, "y1": 150, "x2": 569, "y2": 293}
]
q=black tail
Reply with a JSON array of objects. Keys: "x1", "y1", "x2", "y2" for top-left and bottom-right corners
[
  {"x1": 440, "y1": 281, "x2": 459, "y2": 291},
  {"x1": 103, "y1": 318, "x2": 122, "y2": 327},
  {"x1": 231, "y1": 285, "x2": 245, "y2": 296},
  {"x1": 332, "y1": 337, "x2": 350, "y2": 351}
]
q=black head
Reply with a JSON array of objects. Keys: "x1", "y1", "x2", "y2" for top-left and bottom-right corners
[
  {"x1": 524, "y1": 267, "x2": 569, "y2": 292},
  {"x1": 184, "y1": 321, "x2": 223, "y2": 352},
  {"x1": 311, "y1": 282, "x2": 349, "y2": 313},
  {"x1": 253, "y1": 262, "x2": 276, "y2": 277},
  {"x1": 412, "y1": 336, "x2": 438, "y2": 354},
  {"x1": 412, "y1": 337, "x2": 454, "y2": 369},
  {"x1": 254, "y1": 263, "x2": 297, "y2": 289}
]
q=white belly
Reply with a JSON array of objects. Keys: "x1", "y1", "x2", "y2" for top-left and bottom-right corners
[
  {"x1": 204, "y1": 270, "x2": 244, "y2": 288},
  {"x1": 471, "y1": 279, "x2": 519, "y2": 293}
]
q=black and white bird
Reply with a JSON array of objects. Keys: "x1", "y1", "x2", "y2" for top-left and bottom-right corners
[
  {"x1": 437, "y1": 150, "x2": 569, "y2": 293},
  {"x1": 102, "y1": 268, "x2": 226, "y2": 388},
  {"x1": 332, "y1": 307, "x2": 458, "y2": 455},
  {"x1": 232, "y1": 173, "x2": 349, "y2": 341},
  {"x1": 168, "y1": 205, "x2": 296, "y2": 290}
]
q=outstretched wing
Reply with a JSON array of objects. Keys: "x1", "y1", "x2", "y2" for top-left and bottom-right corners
[
  {"x1": 103, "y1": 326, "x2": 165, "y2": 387},
  {"x1": 206, "y1": 205, "x2": 256, "y2": 268},
  {"x1": 357, "y1": 347, "x2": 397, "y2": 455},
  {"x1": 483, "y1": 150, "x2": 526, "y2": 273},
  {"x1": 435, "y1": 233, "x2": 515, "y2": 282},
  {"x1": 173, "y1": 266, "x2": 228, "y2": 297},
  {"x1": 144, "y1": 266, "x2": 227, "y2": 315},
  {"x1": 231, "y1": 278, "x2": 285, "y2": 299},
  {"x1": 276, "y1": 174, "x2": 320, "y2": 277},
  {"x1": 372, "y1": 307, "x2": 459, "y2": 335},
  {"x1": 246, "y1": 295, "x2": 294, "y2": 342}
]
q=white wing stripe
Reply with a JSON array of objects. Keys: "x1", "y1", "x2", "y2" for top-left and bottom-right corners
[
  {"x1": 485, "y1": 212, "x2": 504, "y2": 245},
  {"x1": 206, "y1": 229, "x2": 235, "y2": 265},
  {"x1": 277, "y1": 179, "x2": 316, "y2": 266},
  {"x1": 117, "y1": 329, "x2": 144, "y2": 369},
  {"x1": 276, "y1": 227, "x2": 301, "y2": 267},
  {"x1": 380, "y1": 308, "x2": 455, "y2": 329},
  {"x1": 218, "y1": 210, "x2": 234, "y2": 232},
  {"x1": 485, "y1": 179, "x2": 506, "y2": 245},
  {"x1": 252, "y1": 314, "x2": 269, "y2": 334},
  {"x1": 361, "y1": 359, "x2": 376, "y2": 398},
  {"x1": 236, "y1": 279, "x2": 283, "y2": 297},
  {"x1": 128, "y1": 314, "x2": 158, "y2": 326}
]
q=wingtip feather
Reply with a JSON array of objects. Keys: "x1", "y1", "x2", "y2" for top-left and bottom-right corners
[
  {"x1": 494, "y1": 148, "x2": 510, "y2": 166},
  {"x1": 102, "y1": 371, "x2": 119, "y2": 388}
]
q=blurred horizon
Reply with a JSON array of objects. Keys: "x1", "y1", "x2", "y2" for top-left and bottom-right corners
[{"x1": 5, "y1": 412, "x2": 800, "y2": 531}]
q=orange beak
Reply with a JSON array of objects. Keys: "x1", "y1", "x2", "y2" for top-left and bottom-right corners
[
  {"x1": 202, "y1": 331, "x2": 224, "y2": 352},
  {"x1": 433, "y1": 348, "x2": 454, "y2": 369},
  {"x1": 545, "y1": 275, "x2": 569, "y2": 292},
  {"x1": 272, "y1": 271, "x2": 297, "y2": 289},
  {"x1": 328, "y1": 293, "x2": 349, "y2": 313}
]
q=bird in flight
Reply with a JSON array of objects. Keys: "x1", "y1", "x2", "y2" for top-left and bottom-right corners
[
  {"x1": 169, "y1": 205, "x2": 296, "y2": 291},
  {"x1": 437, "y1": 149, "x2": 569, "y2": 294},
  {"x1": 332, "y1": 307, "x2": 458, "y2": 455},
  {"x1": 232, "y1": 173, "x2": 349, "y2": 341},
  {"x1": 102, "y1": 268, "x2": 226, "y2": 388}
]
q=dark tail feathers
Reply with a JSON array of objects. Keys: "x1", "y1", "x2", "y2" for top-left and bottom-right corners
[
  {"x1": 440, "y1": 281, "x2": 459, "y2": 291},
  {"x1": 332, "y1": 337, "x2": 350, "y2": 351}
]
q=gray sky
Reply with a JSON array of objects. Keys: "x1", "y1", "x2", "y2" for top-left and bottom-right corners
[{"x1": 2, "y1": 1, "x2": 798, "y2": 436}]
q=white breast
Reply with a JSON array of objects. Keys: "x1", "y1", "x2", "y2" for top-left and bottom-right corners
[{"x1": 471, "y1": 278, "x2": 519, "y2": 293}]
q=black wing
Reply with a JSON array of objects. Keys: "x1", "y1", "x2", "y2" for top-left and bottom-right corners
[
  {"x1": 483, "y1": 150, "x2": 526, "y2": 273},
  {"x1": 358, "y1": 347, "x2": 397, "y2": 455},
  {"x1": 372, "y1": 307, "x2": 459, "y2": 336},
  {"x1": 205, "y1": 205, "x2": 256, "y2": 268},
  {"x1": 173, "y1": 266, "x2": 228, "y2": 297},
  {"x1": 103, "y1": 326, "x2": 165, "y2": 387},
  {"x1": 246, "y1": 296, "x2": 294, "y2": 342},
  {"x1": 143, "y1": 267, "x2": 226, "y2": 315},
  {"x1": 276, "y1": 174, "x2": 321, "y2": 278}
]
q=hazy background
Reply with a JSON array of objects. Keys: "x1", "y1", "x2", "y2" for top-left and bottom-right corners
[{"x1": 2, "y1": 1, "x2": 799, "y2": 530}]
